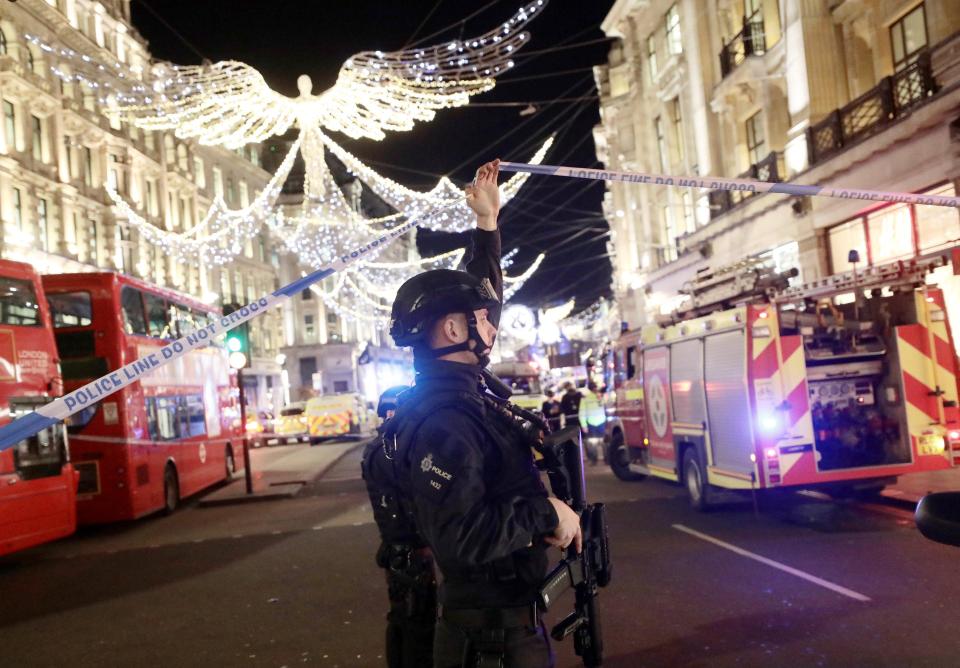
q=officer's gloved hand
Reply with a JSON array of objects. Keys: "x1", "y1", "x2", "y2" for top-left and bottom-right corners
[{"x1": 546, "y1": 498, "x2": 583, "y2": 553}]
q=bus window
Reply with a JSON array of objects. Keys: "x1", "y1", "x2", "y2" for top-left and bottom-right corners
[
  {"x1": 175, "y1": 304, "x2": 195, "y2": 336},
  {"x1": 0, "y1": 276, "x2": 41, "y2": 326},
  {"x1": 147, "y1": 396, "x2": 180, "y2": 440},
  {"x1": 48, "y1": 291, "x2": 93, "y2": 327},
  {"x1": 10, "y1": 399, "x2": 66, "y2": 480},
  {"x1": 144, "y1": 292, "x2": 171, "y2": 338},
  {"x1": 192, "y1": 310, "x2": 210, "y2": 331},
  {"x1": 183, "y1": 395, "x2": 206, "y2": 436},
  {"x1": 121, "y1": 287, "x2": 147, "y2": 335}
]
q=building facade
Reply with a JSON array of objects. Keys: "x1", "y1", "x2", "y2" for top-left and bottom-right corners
[
  {"x1": 596, "y1": 0, "x2": 960, "y2": 345},
  {"x1": 0, "y1": 0, "x2": 285, "y2": 411}
]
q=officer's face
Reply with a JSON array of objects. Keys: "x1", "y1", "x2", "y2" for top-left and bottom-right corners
[{"x1": 473, "y1": 308, "x2": 497, "y2": 347}]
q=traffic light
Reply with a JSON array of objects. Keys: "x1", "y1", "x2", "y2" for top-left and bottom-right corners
[{"x1": 222, "y1": 303, "x2": 250, "y2": 369}]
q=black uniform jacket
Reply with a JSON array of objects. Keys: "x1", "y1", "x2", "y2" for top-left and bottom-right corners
[{"x1": 402, "y1": 359, "x2": 559, "y2": 609}]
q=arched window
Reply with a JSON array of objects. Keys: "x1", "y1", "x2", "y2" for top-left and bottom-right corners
[{"x1": 0, "y1": 29, "x2": 8, "y2": 56}]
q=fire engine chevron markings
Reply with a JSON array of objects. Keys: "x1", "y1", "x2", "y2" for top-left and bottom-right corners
[
  {"x1": 0, "y1": 215, "x2": 429, "y2": 451},
  {"x1": 499, "y1": 162, "x2": 960, "y2": 209},
  {"x1": 673, "y1": 524, "x2": 871, "y2": 602}
]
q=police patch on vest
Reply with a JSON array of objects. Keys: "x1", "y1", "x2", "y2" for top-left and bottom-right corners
[{"x1": 414, "y1": 451, "x2": 456, "y2": 503}]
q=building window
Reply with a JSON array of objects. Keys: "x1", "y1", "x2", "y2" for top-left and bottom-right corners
[
  {"x1": 646, "y1": 35, "x2": 658, "y2": 81},
  {"x1": 31, "y1": 115, "x2": 43, "y2": 161},
  {"x1": 654, "y1": 116, "x2": 667, "y2": 171},
  {"x1": 826, "y1": 183, "x2": 958, "y2": 272},
  {"x1": 326, "y1": 311, "x2": 338, "y2": 325},
  {"x1": 660, "y1": 205, "x2": 678, "y2": 264},
  {"x1": 226, "y1": 177, "x2": 236, "y2": 205},
  {"x1": 301, "y1": 288, "x2": 312, "y2": 300},
  {"x1": 68, "y1": 211, "x2": 79, "y2": 255},
  {"x1": 745, "y1": 111, "x2": 765, "y2": 165},
  {"x1": 37, "y1": 198, "x2": 49, "y2": 251},
  {"x1": 26, "y1": 47, "x2": 36, "y2": 74},
  {"x1": 890, "y1": 3, "x2": 928, "y2": 71},
  {"x1": 0, "y1": 28, "x2": 7, "y2": 56},
  {"x1": 213, "y1": 166, "x2": 224, "y2": 199},
  {"x1": 299, "y1": 357, "x2": 318, "y2": 389},
  {"x1": 193, "y1": 155, "x2": 205, "y2": 187},
  {"x1": 176, "y1": 144, "x2": 188, "y2": 171},
  {"x1": 89, "y1": 219, "x2": 99, "y2": 263},
  {"x1": 303, "y1": 314, "x2": 316, "y2": 343},
  {"x1": 146, "y1": 179, "x2": 158, "y2": 216},
  {"x1": 107, "y1": 154, "x2": 121, "y2": 190},
  {"x1": 3, "y1": 100, "x2": 16, "y2": 152},
  {"x1": 665, "y1": 4, "x2": 682, "y2": 56},
  {"x1": 83, "y1": 147, "x2": 93, "y2": 187},
  {"x1": 670, "y1": 98, "x2": 684, "y2": 165},
  {"x1": 13, "y1": 188, "x2": 23, "y2": 230},
  {"x1": 681, "y1": 191, "x2": 695, "y2": 234}
]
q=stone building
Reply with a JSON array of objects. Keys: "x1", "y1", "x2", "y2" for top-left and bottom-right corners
[
  {"x1": 595, "y1": 0, "x2": 960, "y2": 344},
  {"x1": 0, "y1": 0, "x2": 285, "y2": 411}
]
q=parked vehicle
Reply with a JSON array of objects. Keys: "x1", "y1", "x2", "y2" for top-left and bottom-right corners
[
  {"x1": 42, "y1": 272, "x2": 245, "y2": 522},
  {"x1": 490, "y1": 361, "x2": 546, "y2": 412},
  {"x1": 605, "y1": 255, "x2": 960, "y2": 510},
  {"x1": 0, "y1": 259, "x2": 76, "y2": 556},
  {"x1": 246, "y1": 410, "x2": 276, "y2": 447},
  {"x1": 304, "y1": 393, "x2": 373, "y2": 442},
  {"x1": 276, "y1": 402, "x2": 309, "y2": 443}
]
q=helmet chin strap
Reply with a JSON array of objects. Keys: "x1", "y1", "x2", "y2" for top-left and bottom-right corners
[{"x1": 426, "y1": 313, "x2": 493, "y2": 367}]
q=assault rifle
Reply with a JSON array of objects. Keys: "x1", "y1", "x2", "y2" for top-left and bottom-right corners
[{"x1": 481, "y1": 370, "x2": 612, "y2": 667}]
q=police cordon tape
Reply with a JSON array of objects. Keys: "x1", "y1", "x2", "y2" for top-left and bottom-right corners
[
  {"x1": 0, "y1": 215, "x2": 430, "y2": 451},
  {"x1": 498, "y1": 162, "x2": 960, "y2": 209}
]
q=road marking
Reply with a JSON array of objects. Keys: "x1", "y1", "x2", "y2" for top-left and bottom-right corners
[{"x1": 672, "y1": 524, "x2": 871, "y2": 602}]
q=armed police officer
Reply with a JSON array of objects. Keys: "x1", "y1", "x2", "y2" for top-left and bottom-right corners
[
  {"x1": 362, "y1": 386, "x2": 436, "y2": 668},
  {"x1": 385, "y1": 160, "x2": 582, "y2": 668}
]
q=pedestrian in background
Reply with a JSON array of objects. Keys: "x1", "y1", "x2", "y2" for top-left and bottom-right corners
[
  {"x1": 541, "y1": 388, "x2": 562, "y2": 432},
  {"x1": 560, "y1": 382, "x2": 581, "y2": 431},
  {"x1": 578, "y1": 381, "x2": 605, "y2": 465},
  {"x1": 361, "y1": 386, "x2": 436, "y2": 668}
]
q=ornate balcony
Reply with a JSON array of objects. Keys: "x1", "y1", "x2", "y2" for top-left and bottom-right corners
[
  {"x1": 707, "y1": 151, "x2": 784, "y2": 219},
  {"x1": 806, "y1": 50, "x2": 938, "y2": 166},
  {"x1": 719, "y1": 18, "x2": 766, "y2": 78}
]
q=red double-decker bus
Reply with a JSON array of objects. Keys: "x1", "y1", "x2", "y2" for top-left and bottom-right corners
[
  {"x1": 0, "y1": 259, "x2": 76, "y2": 557},
  {"x1": 42, "y1": 272, "x2": 245, "y2": 524}
]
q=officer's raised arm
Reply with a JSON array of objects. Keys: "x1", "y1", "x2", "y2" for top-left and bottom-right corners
[{"x1": 464, "y1": 159, "x2": 503, "y2": 308}]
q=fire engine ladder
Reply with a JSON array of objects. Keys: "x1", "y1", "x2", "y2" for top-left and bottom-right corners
[
  {"x1": 772, "y1": 255, "x2": 947, "y2": 304},
  {"x1": 662, "y1": 260, "x2": 799, "y2": 322}
]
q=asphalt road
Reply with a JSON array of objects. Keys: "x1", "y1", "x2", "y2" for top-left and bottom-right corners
[{"x1": 2, "y1": 440, "x2": 960, "y2": 667}]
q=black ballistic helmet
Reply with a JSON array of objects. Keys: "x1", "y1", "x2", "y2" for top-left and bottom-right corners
[{"x1": 390, "y1": 269, "x2": 500, "y2": 348}]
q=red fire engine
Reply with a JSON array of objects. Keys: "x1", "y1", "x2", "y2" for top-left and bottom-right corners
[{"x1": 605, "y1": 254, "x2": 960, "y2": 510}]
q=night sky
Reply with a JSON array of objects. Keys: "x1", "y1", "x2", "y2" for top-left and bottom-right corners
[{"x1": 131, "y1": 0, "x2": 616, "y2": 310}]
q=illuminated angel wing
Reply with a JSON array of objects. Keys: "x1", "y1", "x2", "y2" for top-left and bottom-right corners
[
  {"x1": 108, "y1": 0, "x2": 548, "y2": 145},
  {"x1": 120, "y1": 60, "x2": 300, "y2": 148},
  {"x1": 316, "y1": 0, "x2": 547, "y2": 140}
]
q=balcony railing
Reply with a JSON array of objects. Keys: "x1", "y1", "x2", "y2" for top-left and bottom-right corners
[
  {"x1": 719, "y1": 17, "x2": 766, "y2": 78},
  {"x1": 707, "y1": 150, "x2": 784, "y2": 219},
  {"x1": 806, "y1": 50, "x2": 937, "y2": 166}
]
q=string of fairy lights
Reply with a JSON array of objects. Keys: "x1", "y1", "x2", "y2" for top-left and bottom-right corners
[{"x1": 23, "y1": 0, "x2": 554, "y2": 322}]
